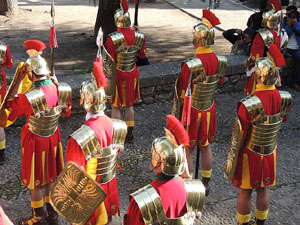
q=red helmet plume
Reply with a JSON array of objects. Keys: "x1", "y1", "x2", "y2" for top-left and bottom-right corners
[
  {"x1": 121, "y1": 0, "x2": 129, "y2": 13},
  {"x1": 166, "y1": 115, "x2": 189, "y2": 146},
  {"x1": 268, "y1": 43, "x2": 285, "y2": 67},
  {"x1": 24, "y1": 40, "x2": 47, "y2": 52},
  {"x1": 202, "y1": 9, "x2": 221, "y2": 27},
  {"x1": 269, "y1": 0, "x2": 282, "y2": 11}
]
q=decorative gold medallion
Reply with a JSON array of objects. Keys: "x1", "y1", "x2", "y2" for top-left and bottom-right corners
[{"x1": 50, "y1": 161, "x2": 107, "y2": 225}]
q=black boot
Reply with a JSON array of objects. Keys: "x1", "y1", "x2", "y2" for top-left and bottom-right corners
[
  {"x1": 255, "y1": 218, "x2": 265, "y2": 225},
  {"x1": 202, "y1": 177, "x2": 210, "y2": 196},
  {"x1": 46, "y1": 203, "x2": 58, "y2": 225},
  {"x1": 19, "y1": 207, "x2": 47, "y2": 225},
  {"x1": 126, "y1": 127, "x2": 134, "y2": 143},
  {"x1": 0, "y1": 149, "x2": 5, "y2": 165}
]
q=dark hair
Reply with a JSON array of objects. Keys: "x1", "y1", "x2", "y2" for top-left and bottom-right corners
[
  {"x1": 286, "y1": 5, "x2": 298, "y2": 12},
  {"x1": 287, "y1": 11, "x2": 299, "y2": 20}
]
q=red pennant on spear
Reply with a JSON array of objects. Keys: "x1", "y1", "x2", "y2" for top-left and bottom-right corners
[{"x1": 50, "y1": 0, "x2": 58, "y2": 76}]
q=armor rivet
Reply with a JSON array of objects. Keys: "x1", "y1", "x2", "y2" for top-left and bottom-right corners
[
  {"x1": 35, "y1": 113, "x2": 41, "y2": 118},
  {"x1": 233, "y1": 179, "x2": 238, "y2": 185},
  {"x1": 23, "y1": 179, "x2": 27, "y2": 184},
  {"x1": 35, "y1": 180, "x2": 40, "y2": 186},
  {"x1": 265, "y1": 177, "x2": 270, "y2": 183},
  {"x1": 50, "y1": 177, "x2": 54, "y2": 182}
]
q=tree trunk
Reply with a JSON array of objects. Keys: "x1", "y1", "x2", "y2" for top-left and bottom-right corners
[
  {"x1": 0, "y1": 0, "x2": 18, "y2": 16},
  {"x1": 94, "y1": 0, "x2": 120, "y2": 43}
]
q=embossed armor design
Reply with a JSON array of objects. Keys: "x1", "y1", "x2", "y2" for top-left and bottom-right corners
[
  {"x1": 26, "y1": 82, "x2": 71, "y2": 137},
  {"x1": 130, "y1": 179, "x2": 205, "y2": 225},
  {"x1": 185, "y1": 56, "x2": 227, "y2": 111},
  {"x1": 71, "y1": 119, "x2": 127, "y2": 184},
  {"x1": 243, "y1": 92, "x2": 292, "y2": 155},
  {"x1": 0, "y1": 42, "x2": 7, "y2": 65},
  {"x1": 259, "y1": 29, "x2": 275, "y2": 49}
]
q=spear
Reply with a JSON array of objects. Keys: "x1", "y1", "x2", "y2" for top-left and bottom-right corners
[
  {"x1": 50, "y1": 0, "x2": 58, "y2": 76},
  {"x1": 96, "y1": 27, "x2": 103, "y2": 62},
  {"x1": 134, "y1": 0, "x2": 139, "y2": 30}
]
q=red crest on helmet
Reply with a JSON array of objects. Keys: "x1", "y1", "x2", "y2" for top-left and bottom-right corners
[
  {"x1": 202, "y1": 9, "x2": 221, "y2": 27},
  {"x1": 93, "y1": 61, "x2": 107, "y2": 88},
  {"x1": 24, "y1": 40, "x2": 47, "y2": 52},
  {"x1": 166, "y1": 115, "x2": 189, "y2": 146},
  {"x1": 268, "y1": 43, "x2": 285, "y2": 67}
]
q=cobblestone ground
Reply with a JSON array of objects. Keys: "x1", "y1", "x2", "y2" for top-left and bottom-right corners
[{"x1": 0, "y1": 87, "x2": 299, "y2": 225}]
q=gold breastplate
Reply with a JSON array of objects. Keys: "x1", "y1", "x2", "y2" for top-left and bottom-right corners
[
  {"x1": 26, "y1": 82, "x2": 71, "y2": 137},
  {"x1": 70, "y1": 119, "x2": 127, "y2": 184},
  {"x1": 242, "y1": 92, "x2": 292, "y2": 155},
  {"x1": 0, "y1": 42, "x2": 6, "y2": 65},
  {"x1": 259, "y1": 29, "x2": 275, "y2": 49},
  {"x1": 110, "y1": 31, "x2": 144, "y2": 72},
  {"x1": 130, "y1": 179, "x2": 205, "y2": 225}
]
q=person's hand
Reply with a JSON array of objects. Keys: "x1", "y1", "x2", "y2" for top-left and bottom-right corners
[
  {"x1": 287, "y1": 17, "x2": 297, "y2": 27},
  {"x1": 236, "y1": 29, "x2": 243, "y2": 35}
]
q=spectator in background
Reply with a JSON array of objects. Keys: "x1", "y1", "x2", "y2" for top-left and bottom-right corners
[
  {"x1": 223, "y1": 27, "x2": 254, "y2": 55},
  {"x1": 282, "y1": 9, "x2": 300, "y2": 91}
]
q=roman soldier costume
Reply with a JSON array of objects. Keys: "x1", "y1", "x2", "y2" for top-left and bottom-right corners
[
  {"x1": 245, "y1": 0, "x2": 282, "y2": 95},
  {"x1": 225, "y1": 44, "x2": 291, "y2": 225},
  {"x1": 65, "y1": 61, "x2": 127, "y2": 224},
  {"x1": 103, "y1": 0, "x2": 148, "y2": 142},
  {"x1": 0, "y1": 41, "x2": 13, "y2": 164},
  {"x1": 124, "y1": 115, "x2": 206, "y2": 225},
  {"x1": 0, "y1": 40, "x2": 72, "y2": 225},
  {"x1": 172, "y1": 9, "x2": 227, "y2": 192}
]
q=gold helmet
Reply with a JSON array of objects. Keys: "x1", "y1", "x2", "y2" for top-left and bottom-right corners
[
  {"x1": 80, "y1": 61, "x2": 107, "y2": 113},
  {"x1": 24, "y1": 40, "x2": 50, "y2": 76},
  {"x1": 261, "y1": 0, "x2": 282, "y2": 30},
  {"x1": 150, "y1": 115, "x2": 189, "y2": 176},
  {"x1": 254, "y1": 43, "x2": 285, "y2": 86},
  {"x1": 193, "y1": 9, "x2": 221, "y2": 46},
  {"x1": 114, "y1": 0, "x2": 131, "y2": 29}
]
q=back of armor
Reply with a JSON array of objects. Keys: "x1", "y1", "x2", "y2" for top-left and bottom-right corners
[{"x1": 26, "y1": 82, "x2": 71, "y2": 137}]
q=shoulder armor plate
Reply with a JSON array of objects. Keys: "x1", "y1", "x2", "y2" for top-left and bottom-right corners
[
  {"x1": 57, "y1": 82, "x2": 72, "y2": 108},
  {"x1": 109, "y1": 31, "x2": 127, "y2": 53},
  {"x1": 258, "y1": 29, "x2": 274, "y2": 49},
  {"x1": 0, "y1": 41, "x2": 7, "y2": 65},
  {"x1": 25, "y1": 88, "x2": 50, "y2": 115},
  {"x1": 279, "y1": 90, "x2": 292, "y2": 117},
  {"x1": 184, "y1": 179, "x2": 205, "y2": 214},
  {"x1": 184, "y1": 57, "x2": 206, "y2": 81},
  {"x1": 130, "y1": 184, "x2": 167, "y2": 225},
  {"x1": 111, "y1": 119, "x2": 127, "y2": 149},
  {"x1": 134, "y1": 31, "x2": 145, "y2": 50},
  {"x1": 240, "y1": 94, "x2": 265, "y2": 124},
  {"x1": 216, "y1": 55, "x2": 227, "y2": 75},
  {"x1": 70, "y1": 125, "x2": 101, "y2": 161}
]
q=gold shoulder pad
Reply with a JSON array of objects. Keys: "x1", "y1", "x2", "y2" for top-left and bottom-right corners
[
  {"x1": 216, "y1": 55, "x2": 227, "y2": 76},
  {"x1": 240, "y1": 94, "x2": 265, "y2": 124},
  {"x1": 102, "y1": 46, "x2": 116, "y2": 100},
  {"x1": 111, "y1": 119, "x2": 127, "y2": 150},
  {"x1": 184, "y1": 57, "x2": 206, "y2": 82},
  {"x1": 279, "y1": 90, "x2": 292, "y2": 117},
  {"x1": 25, "y1": 88, "x2": 50, "y2": 117},
  {"x1": 70, "y1": 125, "x2": 101, "y2": 161},
  {"x1": 109, "y1": 31, "x2": 127, "y2": 53},
  {"x1": 130, "y1": 184, "x2": 167, "y2": 225},
  {"x1": 57, "y1": 82, "x2": 72, "y2": 109},
  {"x1": 258, "y1": 28, "x2": 274, "y2": 49},
  {"x1": 134, "y1": 31, "x2": 145, "y2": 50},
  {"x1": 50, "y1": 161, "x2": 107, "y2": 225},
  {"x1": 0, "y1": 41, "x2": 7, "y2": 65},
  {"x1": 224, "y1": 116, "x2": 244, "y2": 180},
  {"x1": 184, "y1": 179, "x2": 205, "y2": 216}
]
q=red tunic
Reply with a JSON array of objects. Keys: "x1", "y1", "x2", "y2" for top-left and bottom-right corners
[
  {"x1": 232, "y1": 84, "x2": 287, "y2": 189},
  {"x1": 124, "y1": 175, "x2": 187, "y2": 225},
  {"x1": 0, "y1": 45, "x2": 13, "y2": 103},
  {"x1": 66, "y1": 115, "x2": 120, "y2": 224},
  {"x1": 177, "y1": 46, "x2": 223, "y2": 147},
  {"x1": 104, "y1": 27, "x2": 147, "y2": 107},
  {"x1": 7, "y1": 81, "x2": 71, "y2": 189},
  {"x1": 245, "y1": 30, "x2": 280, "y2": 95}
]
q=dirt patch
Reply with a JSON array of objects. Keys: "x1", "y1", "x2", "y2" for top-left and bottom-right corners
[{"x1": 0, "y1": 0, "x2": 231, "y2": 73}]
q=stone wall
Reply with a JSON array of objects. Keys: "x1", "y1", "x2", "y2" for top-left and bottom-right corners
[{"x1": 56, "y1": 54, "x2": 295, "y2": 107}]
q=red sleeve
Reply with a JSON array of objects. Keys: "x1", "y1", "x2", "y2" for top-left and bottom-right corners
[
  {"x1": 7, "y1": 94, "x2": 33, "y2": 121},
  {"x1": 65, "y1": 137, "x2": 86, "y2": 168},
  {"x1": 137, "y1": 38, "x2": 147, "y2": 59},
  {"x1": 104, "y1": 37, "x2": 116, "y2": 61},
  {"x1": 177, "y1": 63, "x2": 190, "y2": 99},
  {"x1": 124, "y1": 197, "x2": 144, "y2": 225},
  {"x1": 250, "y1": 33, "x2": 264, "y2": 60},
  {"x1": 237, "y1": 103, "x2": 251, "y2": 140}
]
